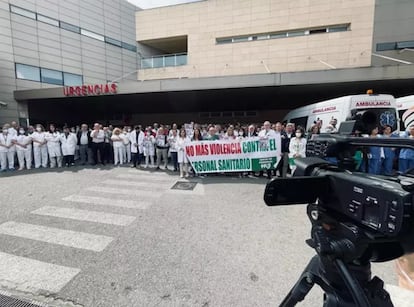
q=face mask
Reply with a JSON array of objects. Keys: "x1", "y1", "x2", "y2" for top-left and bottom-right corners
[
  {"x1": 2, "y1": 130, "x2": 7, "y2": 134},
  {"x1": 36, "y1": 127, "x2": 42, "y2": 132},
  {"x1": 295, "y1": 133, "x2": 302, "y2": 138},
  {"x1": 19, "y1": 130, "x2": 25, "y2": 134},
  {"x1": 71, "y1": 129, "x2": 75, "y2": 133},
  {"x1": 127, "y1": 129, "x2": 131, "y2": 132}
]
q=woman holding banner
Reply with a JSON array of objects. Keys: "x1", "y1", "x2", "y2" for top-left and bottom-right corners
[{"x1": 177, "y1": 129, "x2": 190, "y2": 178}]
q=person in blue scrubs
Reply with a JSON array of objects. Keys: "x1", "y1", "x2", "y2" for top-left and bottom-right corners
[{"x1": 399, "y1": 125, "x2": 414, "y2": 174}]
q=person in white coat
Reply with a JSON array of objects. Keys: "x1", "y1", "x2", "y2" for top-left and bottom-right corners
[
  {"x1": 288, "y1": 127, "x2": 307, "y2": 174},
  {"x1": 45, "y1": 124, "x2": 62, "y2": 168},
  {"x1": 177, "y1": 129, "x2": 190, "y2": 178},
  {"x1": 168, "y1": 129, "x2": 179, "y2": 171},
  {"x1": 122, "y1": 127, "x2": 131, "y2": 163},
  {"x1": 60, "y1": 126, "x2": 77, "y2": 167},
  {"x1": 31, "y1": 124, "x2": 48, "y2": 168},
  {"x1": 129, "y1": 126, "x2": 144, "y2": 168},
  {"x1": 0, "y1": 126, "x2": 17, "y2": 171},
  {"x1": 111, "y1": 128, "x2": 125, "y2": 166},
  {"x1": 15, "y1": 127, "x2": 32, "y2": 170},
  {"x1": 143, "y1": 127, "x2": 155, "y2": 168}
]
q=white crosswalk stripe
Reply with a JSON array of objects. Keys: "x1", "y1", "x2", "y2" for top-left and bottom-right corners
[
  {"x1": 0, "y1": 221, "x2": 113, "y2": 252},
  {"x1": 32, "y1": 206, "x2": 136, "y2": 226},
  {"x1": 86, "y1": 186, "x2": 159, "y2": 197},
  {"x1": 0, "y1": 251, "x2": 80, "y2": 293},
  {"x1": 62, "y1": 195, "x2": 152, "y2": 209},
  {"x1": 102, "y1": 179, "x2": 171, "y2": 189}
]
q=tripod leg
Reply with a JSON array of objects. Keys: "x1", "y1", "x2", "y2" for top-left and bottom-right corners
[{"x1": 279, "y1": 256, "x2": 319, "y2": 307}]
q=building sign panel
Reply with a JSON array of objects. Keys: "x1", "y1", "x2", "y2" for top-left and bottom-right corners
[{"x1": 63, "y1": 83, "x2": 117, "y2": 96}]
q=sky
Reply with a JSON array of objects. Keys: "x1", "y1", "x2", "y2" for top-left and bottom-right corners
[{"x1": 127, "y1": 0, "x2": 199, "y2": 9}]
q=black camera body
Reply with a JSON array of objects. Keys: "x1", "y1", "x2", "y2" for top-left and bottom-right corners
[{"x1": 264, "y1": 135, "x2": 414, "y2": 260}]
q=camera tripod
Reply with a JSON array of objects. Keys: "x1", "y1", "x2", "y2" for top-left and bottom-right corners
[{"x1": 280, "y1": 203, "x2": 394, "y2": 307}]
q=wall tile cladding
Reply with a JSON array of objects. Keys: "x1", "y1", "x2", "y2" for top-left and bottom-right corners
[
  {"x1": 8, "y1": 0, "x2": 138, "y2": 84},
  {"x1": 136, "y1": 0, "x2": 376, "y2": 79}
]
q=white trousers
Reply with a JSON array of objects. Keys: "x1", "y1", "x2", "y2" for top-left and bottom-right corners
[
  {"x1": 17, "y1": 150, "x2": 32, "y2": 169},
  {"x1": 0, "y1": 152, "x2": 8, "y2": 170},
  {"x1": 33, "y1": 146, "x2": 48, "y2": 168},
  {"x1": 145, "y1": 155, "x2": 154, "y2": 167},
  {"x1": 124, "y1": 144, "x2": 131, "y2": 162},
  {"x1": 50, "y1": 156, "x2": 63, "y2": 168},
  {"x1": 113, "y1": 146, "x2": 125, "y2": 165}
]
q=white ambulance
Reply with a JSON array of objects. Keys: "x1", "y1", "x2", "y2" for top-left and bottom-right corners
[{"x1": 283, "y1": 92, "x2": 399, "y2": 134}]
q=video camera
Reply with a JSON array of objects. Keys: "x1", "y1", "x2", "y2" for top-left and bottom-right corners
[{"x1": 263, "y1": 131, "x2": 414, "y2": 306}]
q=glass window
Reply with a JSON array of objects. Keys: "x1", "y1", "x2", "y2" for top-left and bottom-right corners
[
  {"x1": 141, "y1": 58, "x2": 153, "y2": 69},
  {"x1": 257, "y1": 34, "x2": 269, "y2": 40},
  {"x1": 121, "y1": 42, "x2": 137, "y2": 52},
  {"x1": 10, "y1": 5, "x2": 36, "y2": 19},
  {"x1": 328, "y1": 25, "x2": 349, "y2": 33},
  {"x1": 37, "y1": 14, "x2": 59, "y2": 27},
  {"x1": 105, "y1": 37, "x2": 122, "y2": 47},
  {"x1": 232, "y1": 37, "x2": 249, "y2": 43},
  {"x1": 63, "y1": 72, "x2": 83, "y2": 86},
  {"x1": 41, "y1": 68, "x2": 63, "y2": 85},
  {"x1": 176, "y1": 54, "x2": 187, "y2": 66},
  {"x1": 216, "y1": 38, "x2": 232, "y2": 44},
  {"x1": 15, "y1": 63, "x2": 40, "y2": 82},
  {"x1": 397, "y1": 41, "x2": 414, "y2": 49},
  {"x1": 270, "y1": 33, "x2": 287, "y2": 39},
  {"x1": 153, "y1": 56, "x2": 164, "y2": 68},
  {"x1": 287, "y1": 31, "x2": 305, "y2": 37},
  {"x1": 309, "y1": 28, "x2": 327, "y2": 35},
  {"x1": 164, "y1": 55, "x2": 175, "y2": 67},
  {"x1": 60, "y1": 21, "x2": 80, "y2": 34},
  {"x1": 376, "y1": 42, "x2": 396, "y2": 51},
  {"x1": 81, "y1": 29, "x2": 104, "y2": 41}
]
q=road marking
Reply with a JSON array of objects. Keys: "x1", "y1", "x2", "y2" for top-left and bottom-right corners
[
  {"x1": 0, "y1": 221, "x2": 113, "y2": 252},
  {"x1": 117, "y1": 173, "x2": 175, "y2": 182},
  {"x1": 32, "y1": 206, "x2": 136, "y2": 226},
  {"x1": 86, "y1": 186, "x2": 159, "y2": 197},
  {"x1": 102, "y1": 179, "x2": 171, "y2": 189},
  {"x1": 62, "y1": 195, "x2": 151, "y2": 209},
  {"x1": 0, "y1": 251, "x2": 80, "y2": 293}
]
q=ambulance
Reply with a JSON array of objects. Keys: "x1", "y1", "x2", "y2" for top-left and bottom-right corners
[{"x1": 283, "y1": 91, "x2": 399, "y2": 134}]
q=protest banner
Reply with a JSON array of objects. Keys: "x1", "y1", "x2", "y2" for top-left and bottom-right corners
[{"x1": 184, "y1": 136, "x2": 281, "y2": 173}]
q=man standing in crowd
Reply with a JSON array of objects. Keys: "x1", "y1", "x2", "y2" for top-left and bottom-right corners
[
  {"x1": 205, "y1": 127, "x2": 219, "y2": 141},
  {"x1": 281, "y1": 123, "x2": 294, "y2": 177},
  {"x1": 258, "y1": 121, "x2": 277, "y2": 178},
  {"x1": 247, "y1": 125, "x2": 257, "y2": 137},
  {"x1": 130, "y1": 125, "x2": 144, "y2": 168},
  {"x1": 90, "y1": 123, "x2": 105, "y2": 165},
  {"x1": 77, "y1": 124, "x2": 92, "y2": 165},
  {"x1": 155, "y1": 127, "x2": 169, "y2": 170}
]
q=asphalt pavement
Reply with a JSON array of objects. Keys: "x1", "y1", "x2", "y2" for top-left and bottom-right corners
[{"x1": 0, "y1": 165, "x2": 410, "y2": 306}]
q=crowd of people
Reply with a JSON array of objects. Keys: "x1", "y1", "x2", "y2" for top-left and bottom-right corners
[{"x1": 0, "y1": 119, "x2": 413, "y2": 177}]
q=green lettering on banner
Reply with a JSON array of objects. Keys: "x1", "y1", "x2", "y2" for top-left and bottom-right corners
[
  {"x1": 218, "y1": 158, "x2": 251, "y2": 171},
  {"x1": 269, "y1": 139, "x2": 276, "y2": 151},
  {"x1": 194, "y1": 160, "x2": 217, "y2": 172}
]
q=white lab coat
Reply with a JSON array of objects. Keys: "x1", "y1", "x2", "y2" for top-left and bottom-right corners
[
  {"x1": 15, "y1": 134, "x2": 32, "y2": 169},
  {"x1": 143, "y1": 134, "x2": 155, "y2": 156},
  {"x1": 177, "y1": 136, "x2": 189, "y2": 163},
  {"x1": 7, "y1": 128, "x2": 17, "y2": 152},
  {"x1": 60, "y1": 133, "x2": 77, "y2": 156},
  {"x1": 129, "y1": 130, "x2": 144, "y2": 154},
  {"x1": 288, "y1": 137, "x2": 307, "y2": 159},
  {"x1": 45, "y1": 132, "x2": 62, "y2": 157},
  {"x1": 0, "y1": 133, "x2": 16, "y2": 170},
  {"x1": 31, "y1": 131, "x2": 48, "y2": 168}
]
